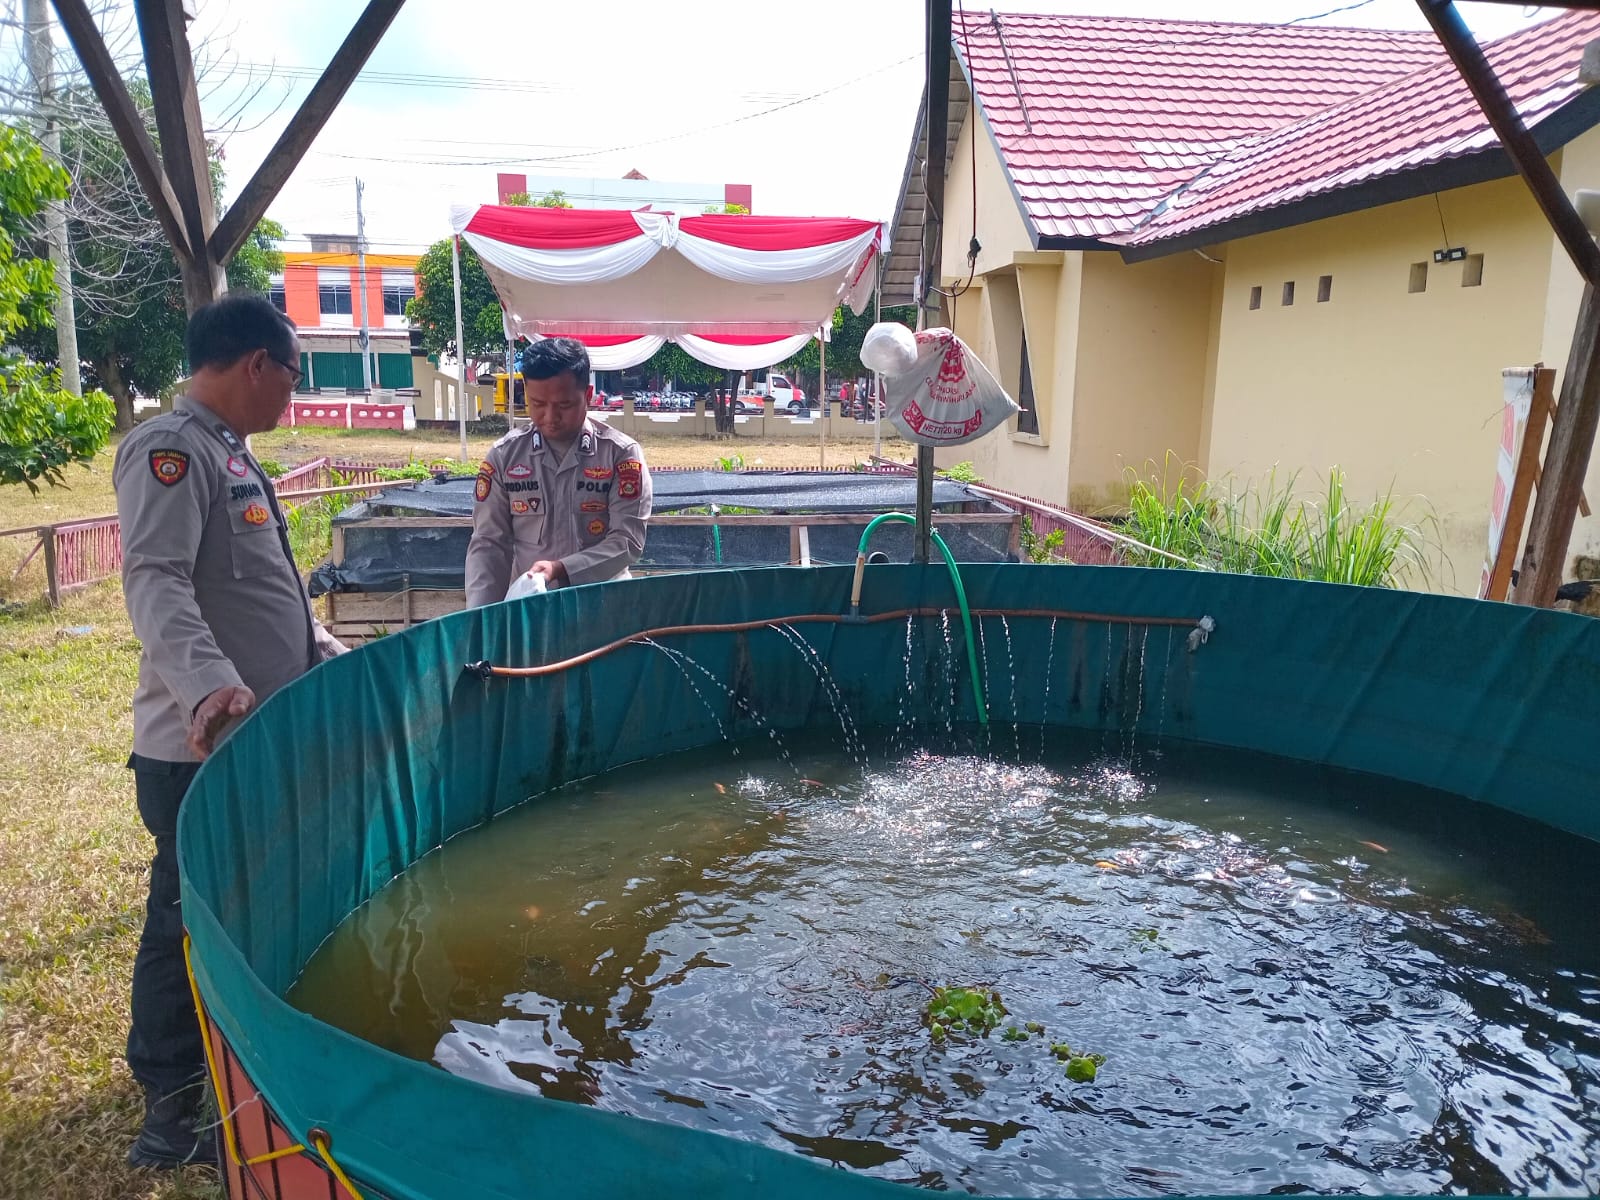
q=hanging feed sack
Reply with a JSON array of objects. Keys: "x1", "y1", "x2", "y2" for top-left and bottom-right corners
[{"x1": 882, "y1": 328, "x2": 1018, "y2": 447}]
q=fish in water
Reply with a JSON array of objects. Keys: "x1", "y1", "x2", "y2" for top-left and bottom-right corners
[
  {"x1": 1359, "y1": 840, "x2": 1389, "y2": 853},
  {"x1": 713, "y1": 782, "x2": 727, "y2": 795}
]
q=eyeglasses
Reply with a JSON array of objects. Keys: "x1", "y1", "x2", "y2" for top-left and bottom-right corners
[{"x1": 270, "y1": 355, "x2": 304, "y2": 388}]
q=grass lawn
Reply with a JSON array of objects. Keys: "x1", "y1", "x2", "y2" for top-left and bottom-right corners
[
  {"x1": 0, "y1": 583, "x2": 219, "y2": 1200},
  {"x1": 0, "y1": 422, "x2": 910, "y2": 1198}
]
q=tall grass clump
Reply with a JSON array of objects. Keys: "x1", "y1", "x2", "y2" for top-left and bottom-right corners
[{"x1": 1119, "y1": 463, "x2": 1437, "y2": 588}]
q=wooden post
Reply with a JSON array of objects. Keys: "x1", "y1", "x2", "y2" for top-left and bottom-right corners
[
  {"x1": 1486, "y1": 367, "x2": 1555, "y2": 601},
  {"x1": 1515, "y1": 284, "x2": 1600, "y2": 605},
  {"x1": 916, "y1": 0, "x2": 953, "y2": 565},
  {"x1": 42, "y1": 526, "x2": 60, "y2": 608}
]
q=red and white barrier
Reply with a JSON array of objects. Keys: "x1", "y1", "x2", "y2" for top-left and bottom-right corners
[{"x1": 287, "y1": 401, "x2": 415, "y2": 431}]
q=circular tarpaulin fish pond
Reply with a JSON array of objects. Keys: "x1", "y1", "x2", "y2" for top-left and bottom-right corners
[{"x1": 179, "y1": 564, "x2": 1600, "y2": 1200}]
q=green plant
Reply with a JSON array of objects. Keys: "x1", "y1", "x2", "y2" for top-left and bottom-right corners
[
  {"x1": 1130, "y1": 926, "x2": 1170, "y2": 952},
  {"x1": 256, "y1": 457, "x2": 287, "y2": 478},
  {"x1": 940, "y1": 460, "x2": 982, "y2": 484},
  {"x1": 373, "y1": 463, "x2": 433, "y2": 483},
  {"x1": 1048, "y1": 1041, "x2": 1107, "y2": 1082},
  {"x1": 1119, "y1": 460, "x2": 1437, "y2": 588},
  {"x1": 1019, "y1": 515, "x2": 1070, "y2": 564},
  {"x1": 284, "y1": 471, "x2": 353, "y2": 570},
  {"x1": 0, "y1": 126, "x2": 114, "y2": 490},
  {"x1": 925, "y1": 985, "x2": 1008, "y2": 1042},
  {"x1": 715, "y1": 453, "x2": 746, "y2": 472}
]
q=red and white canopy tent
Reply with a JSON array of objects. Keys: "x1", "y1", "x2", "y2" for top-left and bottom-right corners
[{"x1": 449, "y1": 204, "x2": 882, "y2": 372}]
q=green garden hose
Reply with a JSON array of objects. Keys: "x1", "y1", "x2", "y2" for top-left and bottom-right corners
[{"x1": 854, "y1": 513, "x2": 988, "y2": 725}]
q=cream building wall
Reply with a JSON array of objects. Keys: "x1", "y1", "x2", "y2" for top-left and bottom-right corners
[
  {"x1": 1068, "y1": 251, "x2": 1215, "y2": 512},
  {"x1": 1204, "y1": 174, "x2": 1560, "y2": 590},
  {"x1": 928, "y1": 109, "x2": 1600, "y2": 590}
]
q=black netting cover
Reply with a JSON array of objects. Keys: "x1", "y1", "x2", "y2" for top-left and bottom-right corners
[{"x1": 309, "y1": 472, "x2": 1016, "y2": 595}]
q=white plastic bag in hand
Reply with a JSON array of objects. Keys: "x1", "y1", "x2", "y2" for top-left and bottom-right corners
[
  {"x1": 884, "y1": 329, "x2": 1019, "y2": 448},
  {"x1": 504, "y1": 567, "x2": 548, "y2": 602}
]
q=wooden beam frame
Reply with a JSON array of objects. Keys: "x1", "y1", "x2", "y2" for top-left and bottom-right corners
[
  {"x1": 1420, "y1": 0, "x2": 1600, "y2": 606},
  {"x1": 135, "y1": 0, "x2": 225, "y2": 309},
  {"x1": 209, "y1": 0, "x2": 406, "y2": 266},
  {"x1": 48, "y1": 0, "x2": 189, "y2": 259}
]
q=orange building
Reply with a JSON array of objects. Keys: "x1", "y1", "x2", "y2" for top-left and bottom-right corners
[{"x1": 271, "y1": 236, "x2": 421, "y2": 391}]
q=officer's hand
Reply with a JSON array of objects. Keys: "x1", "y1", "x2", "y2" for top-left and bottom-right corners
[
  {"x1": 531, "y1": 560, "x2": 569, "y2": 587},
  {"x1": 188, "y1": 685, "x2": 257, "y2": 760}
]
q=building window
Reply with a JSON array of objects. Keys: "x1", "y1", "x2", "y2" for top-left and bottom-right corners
[
  {"x1": 319, "y1": 282, "x2": 352, "y2": 315},
  {"x1": 1462, "y1": 254, "x2": 1484, "y2": 287},
  {"x1": 268, "y1": 278, "x2": 286, "y2": 313},
  {"x1": 1281, "y1": 281, "x2": 1295, "y2": 306},
  {"x1": 1317, "y1": 275, "x2": 1333, "y2": 303},
  {"x1": 1248, "y1": 286, "x2": 1262, "y2": 310},
  {"x1": 382, "y1": 282, "x2": 416, "y2": 316},
  {"x1": 1016, "y1": 328, "x2": 1039, "y2": 436},
  {"x1": 1409, "y1": 262, "x2": 1428, "y2": 293}
]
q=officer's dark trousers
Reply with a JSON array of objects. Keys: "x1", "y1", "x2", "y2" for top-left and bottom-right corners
[{"x1": 126, "y1": 755, "x2": 205, "y2": 1096}]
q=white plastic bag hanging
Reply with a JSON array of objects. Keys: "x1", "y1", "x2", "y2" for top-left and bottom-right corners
[{"x1": 882, "y1": 328, "x2": 1018, "y2": 447}]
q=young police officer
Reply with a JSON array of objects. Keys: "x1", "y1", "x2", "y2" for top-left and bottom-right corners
[
  {"x1": 114, "y1": 295, "x2": 347, "y2": 1168},
  {"x1": 465, "y1": 337, "x2": 652, "y2": 605}
]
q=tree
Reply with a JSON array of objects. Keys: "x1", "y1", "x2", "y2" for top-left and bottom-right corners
[
  {"x1": 782, "y1": 302, "x2": 916, "y2": 400},
  {"x1": 505, "y1": 189, "x2": 573, "y2": 209},
  {"x1": 14, "y1": 79, "x2": 285, "y2": 430},
  {"x1": 0, "y1": 125, "x2": 112, "y2": 490},
  {"x1": 405, "y1": 237, "x2": 504, "y2": 377}
]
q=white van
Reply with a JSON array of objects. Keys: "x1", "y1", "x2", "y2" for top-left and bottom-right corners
[{"x1": 743, "y1": 371, "x2": 812, "y2": 415}]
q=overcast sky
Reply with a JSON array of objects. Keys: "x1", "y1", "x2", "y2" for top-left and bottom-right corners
[{"x1": 155, "y1": 2, "x2": 1555, "y2": 253}]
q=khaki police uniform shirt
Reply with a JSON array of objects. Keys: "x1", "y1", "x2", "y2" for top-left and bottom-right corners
[
  {"x1": 465, "y1": 418, "x2": 652, "y2": 607},
  {"x1": 115, "y1": 396, "x2": 345, "y2": 762}
]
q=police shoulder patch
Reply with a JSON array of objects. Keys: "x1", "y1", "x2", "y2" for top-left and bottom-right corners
[
  {"x1": 475, "y1": 473, "x2": 492, "y2": 503},
  {"x1": 149, "y1": 449, "x2": 189, "y2": 486}
]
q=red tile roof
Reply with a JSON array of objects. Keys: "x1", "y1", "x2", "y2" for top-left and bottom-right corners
[{"x1": 955, "y1": 9, "x2": 1600, "y2": 249}]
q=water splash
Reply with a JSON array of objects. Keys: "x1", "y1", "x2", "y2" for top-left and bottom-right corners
[
  {"x1": 642, "y1": 639, "x2": 736, "y2": 755},
  {"x1": 643, "y1": 639, "x2": 799, "y2": 776},
  {"x1": 999, "y1": 615, "x2": 1019, "y2": 762},
  {"x1": 1101, "y1": 622, "x2": 1117, "y2": 755},
  {"x1": 773, "y1": 624, "x2": 868, "y2": 770},
  {"x1": 939, "y1": 610, "x2": 955, "y2": 738},
  {"x1": 1040, "y1": 617, "x2": 1058, "y2": 760},
  {"x1": 1129, "y1": 625, "x2": 1150, "y2": 762},
  {"x1": 975, "y1": 617, "x2": 992, "y2": 753},
  {"x1": 1155, "y1": 626, "x2": 1174, "y2": 752},
  {"x1": 893, "y1": 613, "x2": 917, "y2": 758}
]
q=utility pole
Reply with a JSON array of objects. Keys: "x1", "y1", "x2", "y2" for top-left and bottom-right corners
[
  {"x1": 818, "y1": 322, "x2": 828, "y2": 469},
  {"x1": 24, "y1": 0, "x2": 81, "y2": 396},
  {"x1": 451, "y1": 234, "x2": 468, "y2": 460},
  {"x1": 355, "y1": 177, "x2": 373, "y2": 390}
]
